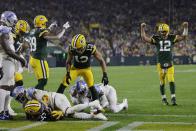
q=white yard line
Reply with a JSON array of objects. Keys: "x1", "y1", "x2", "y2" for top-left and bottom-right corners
[
  {"x1": 117, "y1": 122, "x2": 144, "y2": 131},
  {"x1": 117, "y1": 121, "x2": 196, "y2": 131},
  {"x1": 9, "y1": 122, "x2": 47, "y2": 131},
  {"x1": 106, "y1": 113, "x2": 196, "y2": 118},
  {"x1": 87, "y1": 121, "x2": 119, "y2": 131}
]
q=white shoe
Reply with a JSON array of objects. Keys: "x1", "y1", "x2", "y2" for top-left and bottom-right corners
[
  {"x1": 93, "y1": 113, "x2": 108, "y2": 121},
  {"x1": 123, "y1": 98, "x2": 128, "y2": 110}
]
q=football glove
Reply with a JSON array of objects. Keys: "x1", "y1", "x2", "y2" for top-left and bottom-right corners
[
  {"x1": 66, "y1": 72, "x2": 71, "y2": 85},
  {"x1": 63, "y1": 21, "x2": 70, "y2": 30},
  {"x1": 51, "y1": 110, "x2": 64, "y2": 120},
  {"x1": 102, "y1": 72, "x2": 109, "y2": 86},
  {"x1": 48, "y1": 21, "x2": 57, "y2": 30},
  {"x1": 0, "y1": 67, "x2": 3, "y2": 80}
]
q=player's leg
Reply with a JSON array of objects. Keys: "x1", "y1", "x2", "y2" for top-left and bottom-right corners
[
  {"x1": 167, "y1": 66, "x2": 177, "y2": 105},
  {"x1": 73, "y1": 112, "x2": 107, "y2": 120},
  {"x1": 82, "y1": 68, "x2": 99, "y2": 101},
  {"x1": 157, "y1": 64, "x2": 168, "y2": 105},
  {"x1": 57, "y1": 68, "x2": 78, "y2": 94},
  {"x1": 54, "y1": 93, "x2": 101, "y2": 115},
  {"x1": 0, "y1": 60, "x2": 15, "y2": 119},
  {"x1": 107, "y1": 87, "x2": 127, "y2": 113},
  {"x1": 0, "y1": 89, "x2": 7, "y2": 119},
  {"x1": 15, "y1": 72, "x2": 23, "y2": 86},
  {"x1": 30, "y1": 57, "x2": 49, "y2": 90}
]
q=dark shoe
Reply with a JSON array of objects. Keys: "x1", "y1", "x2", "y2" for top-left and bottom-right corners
[
  {"x1": 171, "y1": 97, "x2": 177, "y2": 106},
  {"x1": 162, "y1": 98, "x2": 169, "y2": 105}
]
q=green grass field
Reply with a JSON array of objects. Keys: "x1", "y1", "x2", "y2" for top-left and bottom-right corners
[{"x1": 1, "y1": 65, "x2": 196, "y2": 131}]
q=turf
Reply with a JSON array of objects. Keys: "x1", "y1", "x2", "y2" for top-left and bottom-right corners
[{"x1": 1, "y1": 65, "x2": 196, "y2": 130}]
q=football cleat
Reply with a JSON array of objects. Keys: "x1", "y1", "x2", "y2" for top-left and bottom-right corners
[
  {"x1": 171, "y1": 97, "x2": 177, "y2": 106},
  {"x1": 162, "y1": 98, "x2": 169, "y2": 105},
  {"x1": 123, "y1": 98, "x2": 128, "y2": 110},
  {"x1": 93, "y1": 113, "x2": 108, "y2": 121}
]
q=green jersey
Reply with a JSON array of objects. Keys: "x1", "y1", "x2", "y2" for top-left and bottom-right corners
[
  {"x1": 69, "y1": 43, "x2": 96, "y2": 69},
  {"x1": 151, "y1": 34, "x2": 177, "y2": 68},
  {"x1": 31, "y1": 28, "x2": 49, "y2": 60}
]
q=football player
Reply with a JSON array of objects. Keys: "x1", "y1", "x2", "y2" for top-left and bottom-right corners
[
  {"x1": 14, "y1": 20, "x2": 31, "y2": 87},
  {"x1": 141, "y1": 22, "x2": 188, "y2": 105},
  {"x1": 7, "y1": 19, "x2": 30, "y2": 116},
  {"x1": 11, "y1": 86, "x2": 107, "y2": 121},
  {"x1": 56, "y1": 34, "x2": 109, "y2": 108},
  {"x1": 70, "y1": 79, "x2": 128, "y2": 113},
  {"x1": 29, "y1": 15, "x2": 70, "y2": 90},
  {"x1": 0, "y1": 11, "x2": 26, "y2": 120}
]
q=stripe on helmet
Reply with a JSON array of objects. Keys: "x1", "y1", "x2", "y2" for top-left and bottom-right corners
[{"x1": 73, "y1": 34, "x2": 81, "y2": 48}]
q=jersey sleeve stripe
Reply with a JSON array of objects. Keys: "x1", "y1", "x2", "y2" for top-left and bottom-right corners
[
  {"x1": 92, "y1": 45, "x2": 96, "y2": 54},
  {"x1": 39, "y1": 30, "x2": 49, "y2": 37}
]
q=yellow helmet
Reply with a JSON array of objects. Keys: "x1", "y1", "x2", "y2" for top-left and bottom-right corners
[
  {"x1": 71, "y1": 34, "x2": 86, "y2": 53},
  {"x1": 34, "y1": 15, "x2": 48, "y2": 28},
  {"x1": 24, "y1": 100, "x2": 42, "y2": 115},
  {"x1": 158, "y1": 23, "x2": 170, "y2": 36},
  {"x1": 15, "y1": 20, "x2": 30, "y2": 34}
]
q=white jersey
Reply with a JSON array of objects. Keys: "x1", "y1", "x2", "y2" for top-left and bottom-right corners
[
  {"x1": 26, "y1": 88, "x2": 71, "y2": 111},
  {"x1": 26, "y1": 88, "x2": 57, "y2": 109},
  {"x1": 0, "y1": 25, "x2": 15, "y2": 63}
]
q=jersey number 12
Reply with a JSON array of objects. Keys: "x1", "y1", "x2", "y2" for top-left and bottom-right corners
[{"x1": 159, "y1": 40, "x2": 171, "y2": 51}]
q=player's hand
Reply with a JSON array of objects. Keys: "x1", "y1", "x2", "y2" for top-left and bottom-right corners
[
  {"x1": 48, "y1": 21, "x2": 57, "y2": 30},
  {"x1": 66, "y1": 72, "x2": 71, "y2": 85},
  {"x1": 63, "y1": 21, "x2": 70, "y2": 30},
  {"x1": 102, "y1": 72, "x2": 109, "y2": 86},
  {"x1": 141, "y1": 23, "x2": 146, "y2": 28},
  {"x1": 182, "y1": 22, "x2": 188, "y2": 28},
  {"x1": 51, "y1": 110, "x2": 64, "y2": 120},
  {"x1": 19, "y1": 57, "x2": 27, "y2": 67},
  {"x1": 0, "y1": 67, "x2": 3, "y2": 80}
]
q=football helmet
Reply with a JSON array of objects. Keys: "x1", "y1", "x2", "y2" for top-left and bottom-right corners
[
  {"x1": 34, "y1": 15, "x2": 48, "y2": 28},
  {"x1": 158, "y1": 23, "x2": 170, "y2": 38},
  {"x1": 71, "y1": 34, "x2": 86, "y2": 54},
  {"x1": 11, "y1": 86, "x2": 27, "y2": 103},
  {"x1": 1, "y1": 11, "x2": 18, "y2": 27},
  {"x1": 76, "y1": 80, "x2": 88, "y2": 95},
  {"x1": 24, "y1": 99, "x2": 43, "y2": 115},
  {"x1": 15, "y1": 20, "x2": 30, "y2": 34}
]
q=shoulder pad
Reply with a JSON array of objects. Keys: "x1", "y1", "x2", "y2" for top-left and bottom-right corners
[{"x1": 0, "y1": 25, "x2": 11, "y2": 35}]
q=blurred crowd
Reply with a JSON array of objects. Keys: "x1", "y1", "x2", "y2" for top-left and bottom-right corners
[{"x1": 1, "y1": 0, "x2": 196, "y2": 58}]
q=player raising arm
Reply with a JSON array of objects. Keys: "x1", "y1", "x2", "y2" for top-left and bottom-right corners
[{"x1": 140, "y1": 22, "x2": 188, "y2": 105}]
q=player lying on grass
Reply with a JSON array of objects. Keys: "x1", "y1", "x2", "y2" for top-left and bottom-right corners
[
  {"x1": 70, "y1": 79, "x2": 128, "y2": 113},
  {"x1": 11, "y1": 86, "x2": 107, "y2": 121}
]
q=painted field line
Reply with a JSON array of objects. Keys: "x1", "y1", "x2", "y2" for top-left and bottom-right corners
[
  {"x1": 117, "y1": 121, "x2": 196, "y2": 131},
  {"x1": 117, "y1": 122, "x2": 144, "y2": 131},
  {"x1": 9, "y1": 122, "x2": 47, "y2": 131},
  {"x1": 87, "y1": 121, "x2": 119, "y2": 131},
  {"x1": 106, "y1": 113, "x2": 196, "y2": 118}
]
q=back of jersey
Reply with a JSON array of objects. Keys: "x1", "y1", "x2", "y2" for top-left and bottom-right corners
[{"x1": 31, "y1": 28, "x2": 48, "y2": 60}]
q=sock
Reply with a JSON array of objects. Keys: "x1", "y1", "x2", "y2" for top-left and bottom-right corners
[
  {"x1": 0, "y1": 89, "x2": 7, "y2": 112},
  {"x1": 110, "y1": 103, "x2": 125, "y2": 113},
  {"x1": 89, "y1": 86, "x2": 99, "y2": 101},
  {"x1": 4, "y1": 91, "x2": 10, "y2": 112},
  {"x1": 56, "y1": 83, "x2": 66, "y2": 94},
  {"x1": 160, "y1": 84, "x2": 165, "y2": 96},
  {"x1": 169, "y1": 82, "x2": 175, "y2": 95},
  {"x1": 73, "y1": 112, "x2": 93, "y2": 119},
  {"x1": 35, "y1": 79, "x2": 48, "y2": 90},
  {"x1": 66, "y1": 103, "x2": 89, "y2": 114},
  {"x1": 15, "y1": 80, "x2": 23, "y2": 86}
]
